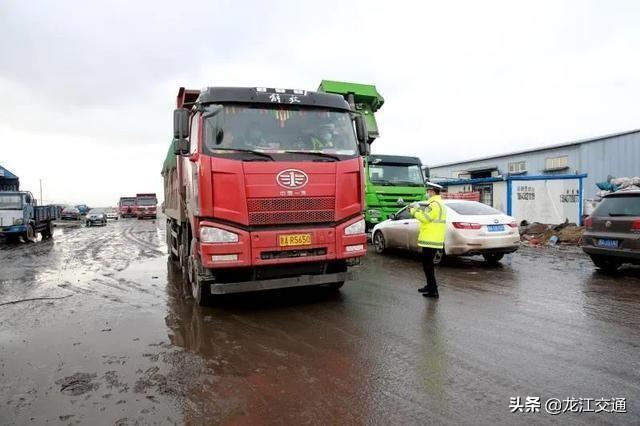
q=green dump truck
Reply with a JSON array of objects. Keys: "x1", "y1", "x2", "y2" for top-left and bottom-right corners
[
  {"x1": 318, "y1": 81, "x2": 426, "y2": 229},
  {"x1": 364, "y1": 155, "x2": 426, "y2": 228}
]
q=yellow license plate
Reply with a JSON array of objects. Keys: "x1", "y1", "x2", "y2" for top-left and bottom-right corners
[{"x1": 279, "y1": 234, "x2": 312, "y2": 247}]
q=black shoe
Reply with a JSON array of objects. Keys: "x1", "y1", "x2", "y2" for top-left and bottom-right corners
[
  {"x1": 422, "y1": 290, "x2": 439, "y2": 298},
  {"x1": 418, "y1": 286, "x2": 429, "y2": 293}
]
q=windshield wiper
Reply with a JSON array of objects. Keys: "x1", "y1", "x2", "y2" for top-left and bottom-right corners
[
  {"x1": 282, "y1": 151, "x2": 340, "y2": 161},
  {"x1": 393, "y1": 180, "x2": 424, "y2": 187},
  {"x1": 214, "y1": 148, "x2": 274, "y2": 161},
  {"x1": 370, "y1": 179, "x2": 396, "y2": 186}
]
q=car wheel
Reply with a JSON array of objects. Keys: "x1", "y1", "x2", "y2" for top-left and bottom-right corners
[
  {"x1": 373, "y1": 231, "x2": 386, "y2": 254},
  {"x1": 482, "y1": 253, "x2": 504, "y2": 265},
  {"x1": 590, "y1": 255, "x2": 621, "y2": 273},
  {"x1": 326, "y1": 281, "x2": 344, "y2": 290},
  {"x1": 433, "y1": 249, "x2": 445, "y2": 265}
]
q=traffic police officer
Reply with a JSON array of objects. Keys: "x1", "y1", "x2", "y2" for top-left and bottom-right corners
[{"x1": 409, "y1": 182, "x2": 446, "y2": 298}]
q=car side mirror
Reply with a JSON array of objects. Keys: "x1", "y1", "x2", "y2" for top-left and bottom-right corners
[{"x1": 173, "y1": 138, "x2": 189, "y2": 156}]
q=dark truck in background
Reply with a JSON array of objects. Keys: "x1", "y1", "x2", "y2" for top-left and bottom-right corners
[{"x1": 0, "y1": 191, "x2": 59, "y2": 242}]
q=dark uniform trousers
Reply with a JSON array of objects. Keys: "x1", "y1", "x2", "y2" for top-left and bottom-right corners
[{"x1": 422, "y1": 247, "x2": 438, "y2": 291}]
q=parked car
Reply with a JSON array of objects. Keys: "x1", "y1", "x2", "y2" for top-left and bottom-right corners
[
  {"x1": 582, "y1": 190, "x2": 640, "y2": 272},
  {"x1": 105, "y1": 209, "x2": 119, "y2": 220},
  {"x1": 61, "y1": 207, "x2": 81, "y2": 221},
  {"x1": 372, "y1": 200, "x2": 520, "y2": 264},
  {"x1": 86, "y1": 209, "x2": 107, "y2": 227}
]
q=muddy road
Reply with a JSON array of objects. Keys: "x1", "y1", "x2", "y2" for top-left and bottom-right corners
[{"x1": 1, "y1": 217, "x2": 639, "y2": 424}]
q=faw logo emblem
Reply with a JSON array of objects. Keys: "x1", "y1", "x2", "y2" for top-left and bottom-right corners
[{"x1": 276, "y1": 169, "x2": 308, "y2": 189}]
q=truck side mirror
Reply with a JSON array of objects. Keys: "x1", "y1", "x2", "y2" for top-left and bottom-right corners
[
  {"x1": 355, "y1": 115, "x2": 368, "y2": 144},
  {"x1": 174, "y1": 108, "x2": 190, "y2": 139},
  {"x1": 355, "y1": 116, "x2": 369, "y2": 156},
  {"x1": 423, "y1": 166, "x2": 430, "y2": 179},
  {"x1": 173, "y1": 138, "x2": 190, "y2": 156}
]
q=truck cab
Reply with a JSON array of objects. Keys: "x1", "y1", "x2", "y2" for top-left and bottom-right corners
[
  {"x1": 364, "y1": 155, "x2": 427, "y2": 229},
  {"x1": 118, "y1": 197, "x2": 137, "y2": 218},
  {"x1": 164, "y1": 85, "x2": 371, "y2": 303},
  {"x1": 135, "y1": 193, "x2": 157, "y2": 219},
  {"x1": 0, "y1": 191, "x2": 58, "y2": 241}
]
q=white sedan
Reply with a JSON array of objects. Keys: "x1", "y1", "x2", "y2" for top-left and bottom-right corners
[{"x1": 371, "y1": 200, "x2": 520, "y2": 264}]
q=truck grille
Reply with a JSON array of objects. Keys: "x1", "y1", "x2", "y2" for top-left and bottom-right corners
[{"x1": 247, "y1": 197, "x2": 335, "y2": 225}]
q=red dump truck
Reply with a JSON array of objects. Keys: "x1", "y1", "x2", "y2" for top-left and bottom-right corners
[
  {"x1": 135, "y1": 193, "x2": 157, "y2": 219},
  {"x1": 162, "y1": 84, "x2": 372, "y2": 304},
  {"x1": 118, "y1": 197, "x2": 137, "y2": 218}
]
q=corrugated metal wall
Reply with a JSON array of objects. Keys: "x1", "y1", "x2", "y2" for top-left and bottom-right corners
[{"x1": 431, "y1": 131, "x2": 640, "y2": 199}]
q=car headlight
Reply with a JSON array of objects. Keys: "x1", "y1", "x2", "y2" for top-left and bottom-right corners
[
  {"x1": 344, "y1": 219, "x2": 365, "y2": 235},
  {"x1": 367, "y1": 209, "x2": 381, "y2": 218},
  {"x1": 200, "y1": 226, "x2": 238, "y2": 243},
  {"x1": 13, "y1": 218, "x2": 24, "y2": 225}
]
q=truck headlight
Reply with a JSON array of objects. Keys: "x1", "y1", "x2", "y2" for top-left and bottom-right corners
[
  {"x1": 13, "y1": 218, "x2": 24, "y2": 225},
  {"x1": 344, "y1": 219, "x2": 365, "y2": 235},
  {"x1": 200, "y1": 226, "x2": 238, "y2": 243},
  {"x1": 367, "y1": 209, "x2": 381, "y2": 218}
]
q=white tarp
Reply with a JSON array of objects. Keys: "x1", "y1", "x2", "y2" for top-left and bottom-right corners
[{"x1": 510, "y1": 178, "x2": 581, "y2": 224}]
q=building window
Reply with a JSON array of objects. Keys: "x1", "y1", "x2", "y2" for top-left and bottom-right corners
[
  {"x1": 508, "y1": 161, "x2": 526, "y2": 174},
  {"x1": 545, "y1": 155, "x2": 568, "y2": 171}
]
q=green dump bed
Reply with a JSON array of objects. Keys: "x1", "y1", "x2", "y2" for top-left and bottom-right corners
[{"x1": 318, "y1": 80, "x2": 384, "y2": 142}]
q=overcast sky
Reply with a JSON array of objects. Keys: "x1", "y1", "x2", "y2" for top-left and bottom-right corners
[{"x1": 1, "y1": 0, "x2": 639, "y2": 206}]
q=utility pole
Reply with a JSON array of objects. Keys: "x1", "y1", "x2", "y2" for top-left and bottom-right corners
[{"x1": 40, "y1": 179, "x2": 43, "y2": 205}]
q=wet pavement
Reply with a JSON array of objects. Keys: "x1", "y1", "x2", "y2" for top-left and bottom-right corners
[{"x1": 1, "y1": 217, "x2": 639, "y2": 424}]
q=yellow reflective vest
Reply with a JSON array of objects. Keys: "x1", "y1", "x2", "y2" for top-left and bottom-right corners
[{"x1": 410, "y1": 195, "x2": 447, "y2": 249}]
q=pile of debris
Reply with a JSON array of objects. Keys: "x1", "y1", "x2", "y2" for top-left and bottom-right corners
[
  {"x1": 519, "y1": 221, "x2": 584, "y2": 246},
  {"x1": 596, "y1": 175, "x2": 640, "y2": 198}
]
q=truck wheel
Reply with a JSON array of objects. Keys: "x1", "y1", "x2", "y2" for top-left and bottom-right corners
[
  {"x1": 41, "y1": 221, "x2": 54, "y2": 239},
  {"x1": 188, "y1": 239, "x2": 209, "y2": 306},
  {"x1": 22, "y1": 224, "x2": 35, "y2": 243},
  {"x1": 482, "y1": 253, "x2": 504, "y2": 265},
  {"x1": 373, "y1": 231, "x2": 386, "y2": 254}
]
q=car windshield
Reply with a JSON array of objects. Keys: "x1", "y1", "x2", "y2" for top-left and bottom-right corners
[
  {"x1": 202, "y1": 105, "x2": 358, "y2": 158},
  {"x1": 368, "y1": 163, "x2": 424, "y2": 186},
  {"x1": 593, "y1": 195, "x2": 640, "y2": 217},
  {"x1": 88, "y1": 209, "x2": 103, "y2": 214},
  {"x1": 0, "y1": 194, "x2": 22, "y2": 210},
  {"x1": 137, "y1": 198, "x2": 157, "y2": 206},
  {"x1": 446, "y1": 201, "x2": 501, "y2": 215},
  {"x1": 63, "y1": 208, "x2": 79, "y2": 213}
]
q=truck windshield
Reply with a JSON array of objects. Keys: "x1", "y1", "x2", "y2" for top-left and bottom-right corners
[
  {"x1": 137, "y1": 198, "x2": 157, "y2": 206},
  {"x1": 203, "y1": 105, "x2": 358, "y2": 159},
  {"x1": 0, "y1": 195, "x2": 23, "y2": 210},
  {"x1": 120, "y1": 200, "x2": 135, "y2": 206},
  {"x1": 369, "y1": 163, "x2": 424, "y2": 186}
]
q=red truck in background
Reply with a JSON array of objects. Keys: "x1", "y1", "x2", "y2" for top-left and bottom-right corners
[
  {"x1": 118, "y1": 197, "x2": 137, "y2": 218},
  {"x1": 135, "y1": 193, "x2": 158, "y2": 219},
  {"x1": 162, "y1": 84, "x2": 372, "y2": 304}
]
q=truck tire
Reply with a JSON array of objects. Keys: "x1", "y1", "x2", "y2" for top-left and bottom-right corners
[
  {"x1": 188, "y1": 239, "x2": 209, "y2": 306},
  {"x1": 22, "y1": 224, "x2": 35, "y2": 243},
  {"x1": 41, "y1": 221, "x2": 54, "y2": 239}
]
